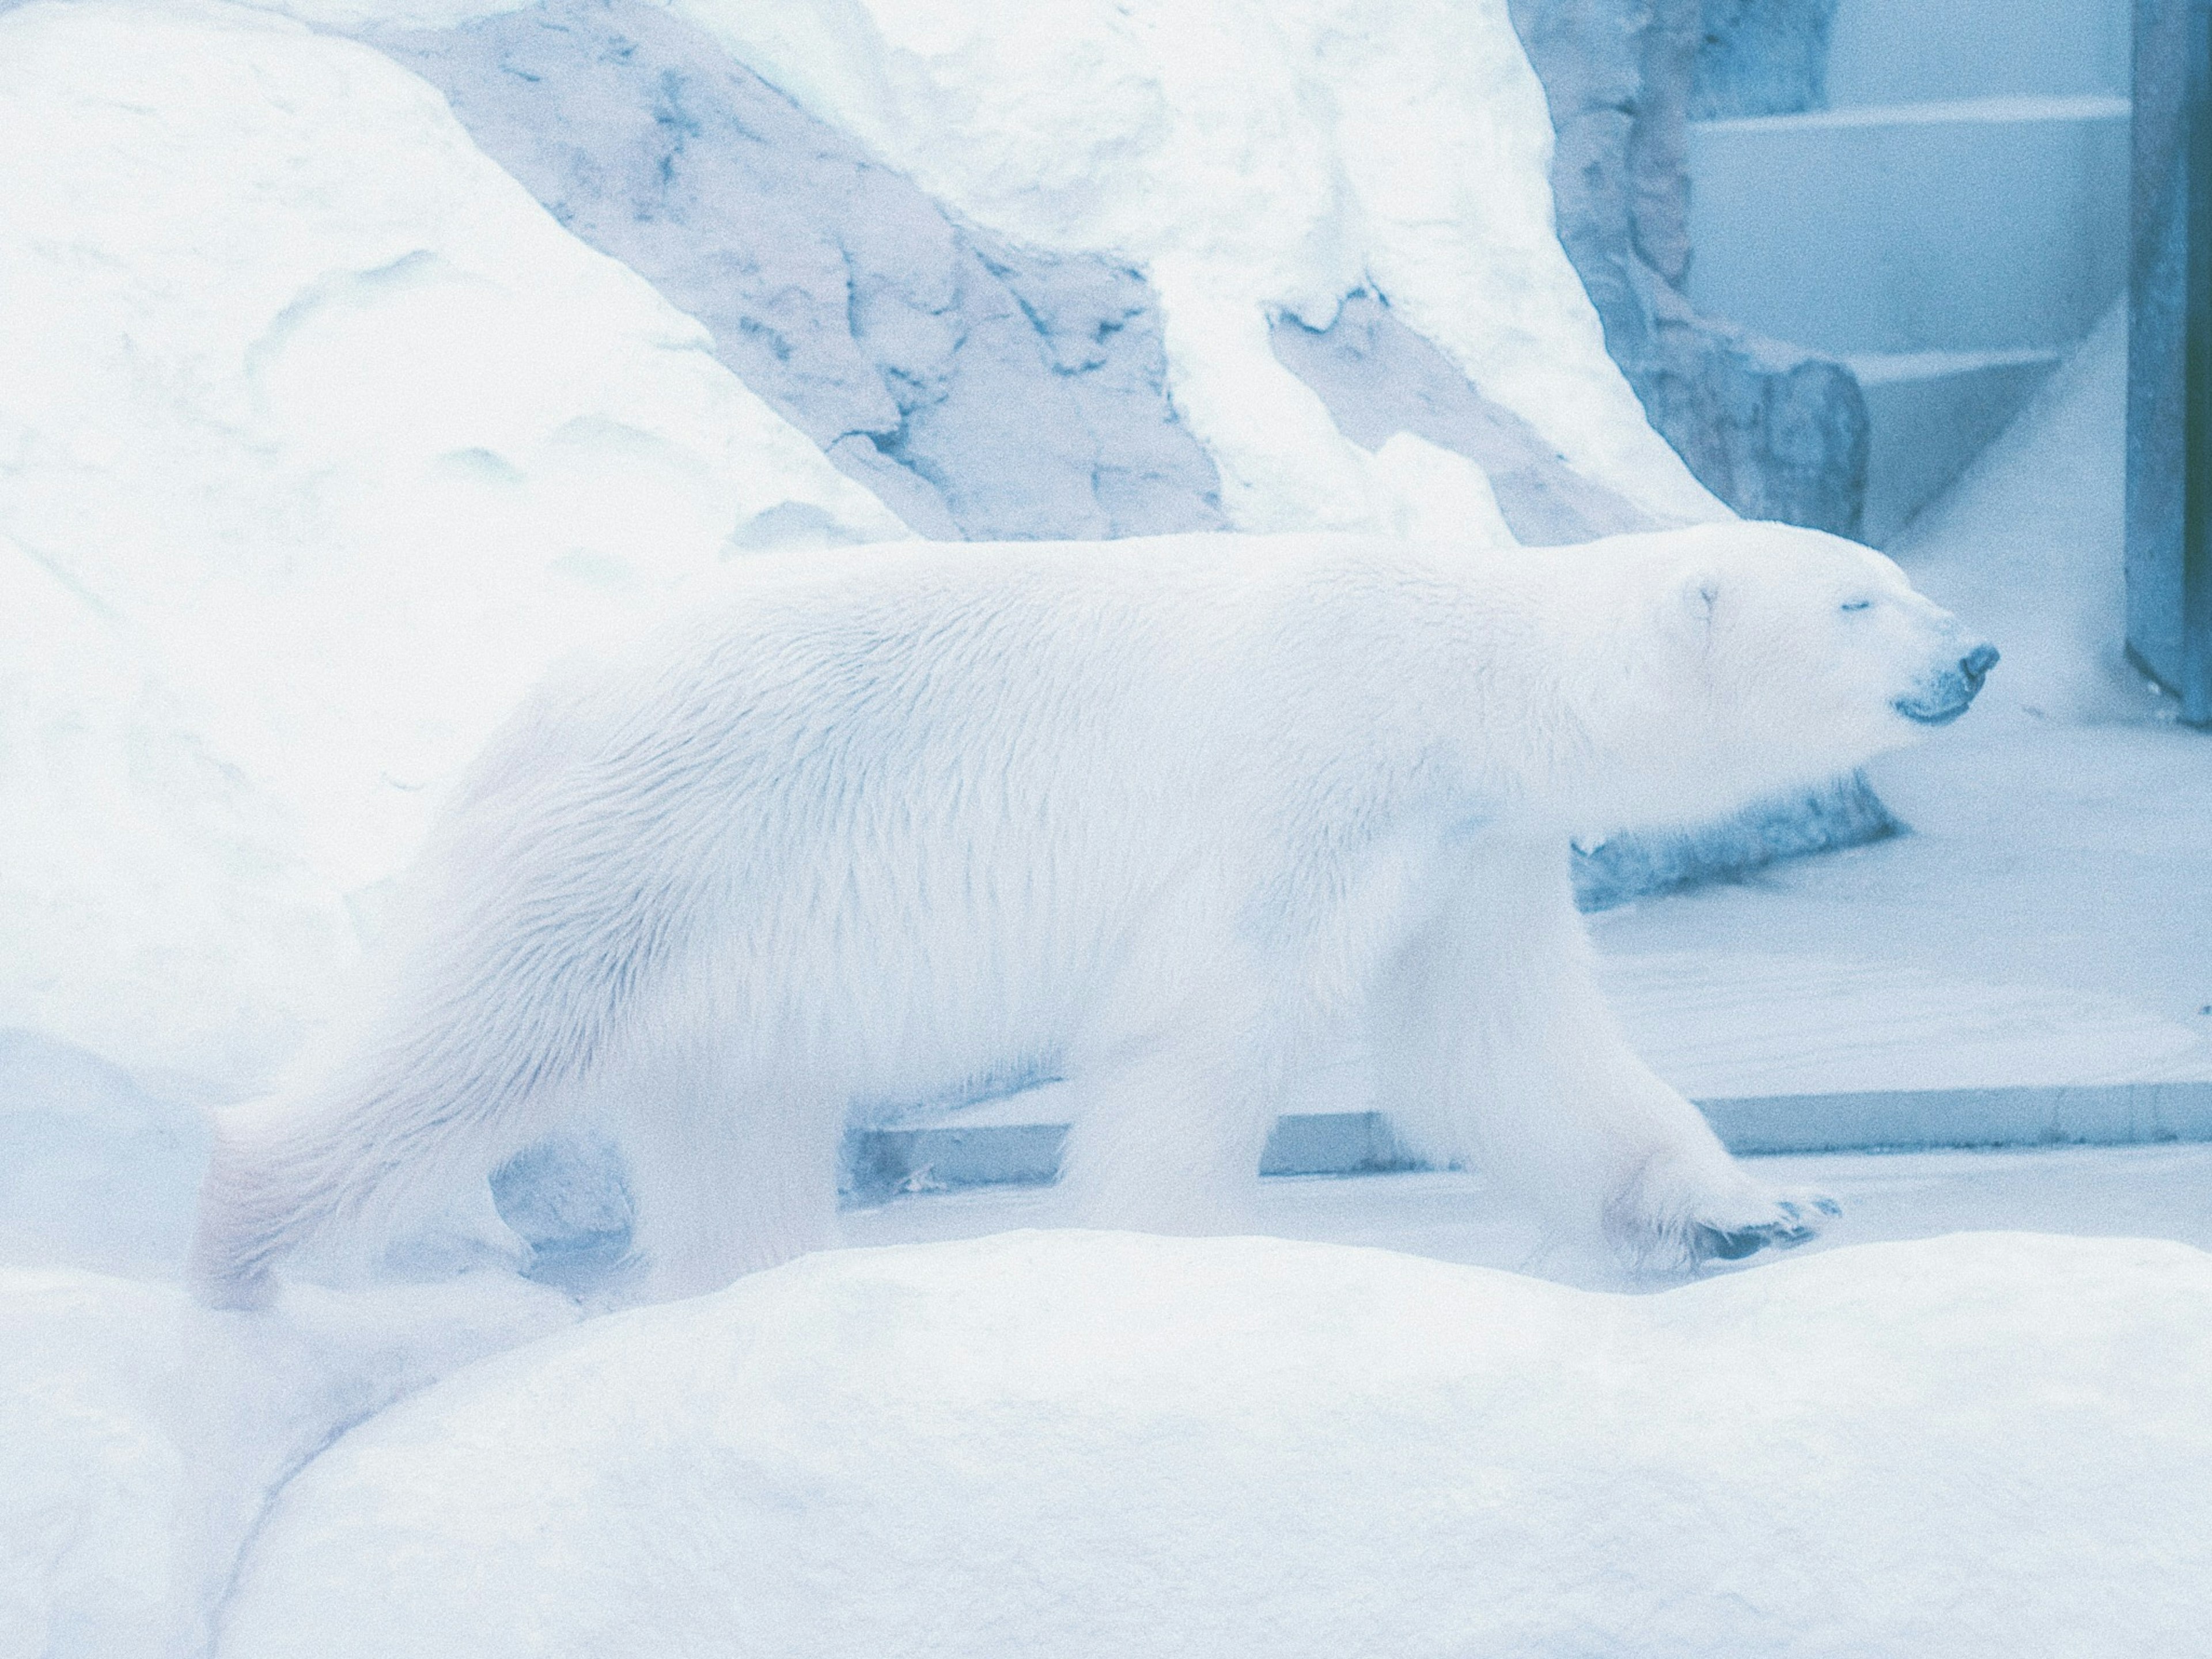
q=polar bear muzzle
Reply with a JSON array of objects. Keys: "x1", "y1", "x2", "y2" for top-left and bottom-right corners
[{"x1": 1894, "y1": 641, "x2": 2000, "y2": 725}]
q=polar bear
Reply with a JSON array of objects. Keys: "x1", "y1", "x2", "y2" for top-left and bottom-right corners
[{"x1": 191, "y1": 523, "x2": 1995, "y2": 1308}]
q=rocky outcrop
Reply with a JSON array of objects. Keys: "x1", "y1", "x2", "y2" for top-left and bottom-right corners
[
  {"x1": 1270, "y1": 293, "x2": 1654, "y2": 547},
  {"x1": 1691, "y1": 0, "x2": 1838, "y2": 119},
  {"x1": 1508, "y1": 0, "x2": 1868, "y2": 535},
  {"x1": 369, "y1": 0, "x2": 1224, "y2": 542}
]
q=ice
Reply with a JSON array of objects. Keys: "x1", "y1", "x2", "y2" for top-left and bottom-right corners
[
  {"x1": 0, "y1": 0, "x2": 904, "y2": 1096},
  {"x1": 675, "y1": 0, "x2": 1730, "y2": 535},
  {"x1": 211, "y1": 1229, "x2": 2212, "y2": 1658}
]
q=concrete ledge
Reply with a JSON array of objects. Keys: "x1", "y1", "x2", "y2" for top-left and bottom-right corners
[
  {"x1": 842, "y1": 1085, "x2": 2212, "y2": 1201},
  {"x1": 1705, "y1": 1082, "x2": 2212, "y2": 1154}
]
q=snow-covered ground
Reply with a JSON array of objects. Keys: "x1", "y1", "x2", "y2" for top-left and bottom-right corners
[{"x1": 207, "y1": 1229, "x2": 2212, "y2": 1659}]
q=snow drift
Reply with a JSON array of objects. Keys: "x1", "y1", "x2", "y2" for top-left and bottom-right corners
[
  {"x1": 0, "y1": 1267, "x2": 574, "y2": 1659},
  {"x1": 215, "y1": 1230, "x2": 2212, "y2": 1658}
]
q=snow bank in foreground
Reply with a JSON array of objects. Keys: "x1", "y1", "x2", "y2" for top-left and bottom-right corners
[
  {"x1": 0, "y1": 1268, "x2": 573, "y2": 1659},
  {"x1": 677, "y1": 0, "x2": 1728, "y2": 536},
  {"x1": 218, "y1": 1230, "x2": 2212, "y2": 1658},
  {"x1": 0, "y1": 0, "x2": 903, "y2": 1093}
]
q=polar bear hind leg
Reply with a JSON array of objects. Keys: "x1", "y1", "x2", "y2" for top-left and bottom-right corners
[
  {"x1": 611, "y1": 1045, "x2": 845, "y2": 1304},
  {"x1": 1370, "y1": 834, "x2": 1837, "y2": 1269},
  {"x1": 1051, "y1": 932, "x2": 1292, "y2": 1237}
]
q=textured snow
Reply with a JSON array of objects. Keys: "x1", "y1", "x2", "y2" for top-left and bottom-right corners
[
  {"x1": 677, "y1": 0, "x2": 1729, "y2": 536},
  {"x1": 0, "y1": 1267, "x2": 573, "y2": 1659},
  {"x1": 214, "y1": 1229, "x2": 2212, "y2": 1659},
  {"x1": 0, "y1": 0, "x2": 904, "y2": 1093}
]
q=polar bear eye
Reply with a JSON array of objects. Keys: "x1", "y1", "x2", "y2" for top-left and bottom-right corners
[{"x1": 1839, "y1": 599, "x2": 1873, "y2": 613}]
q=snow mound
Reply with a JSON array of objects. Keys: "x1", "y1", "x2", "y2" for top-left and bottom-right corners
[
  {"x1": 677, "y1": 0, "x2": 1728, "y2": 537},
  {"x1": 0, "y1": 1032, "x2": 214, "y2": 1278},
  {"x1": 0, "y1": 1267, "x2": 574, "y2": 1659},
  {"x1": 0, "y1": 0, "x2": 904, "y2": 1095},
  {"x1": 218, "y1": 1230, "x2": 2212, "y2": 1658}
]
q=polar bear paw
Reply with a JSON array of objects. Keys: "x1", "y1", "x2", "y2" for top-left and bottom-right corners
[
  {"x1": 1608, "y1": 1156, "x2": 1841, "y2": 1270},
  {"x1": 1688, "y1": 1190, "x2": 1841, "y2": 1263}
]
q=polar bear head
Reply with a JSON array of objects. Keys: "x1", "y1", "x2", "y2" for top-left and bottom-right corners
[{"x1": 1565, "y1": 522, "x2": 1997, "y2": 828}]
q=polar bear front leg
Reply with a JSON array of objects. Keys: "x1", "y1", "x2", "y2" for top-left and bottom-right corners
[{"x1": 1371, "y1": 835, "x2": 1836, "y2": 1268}]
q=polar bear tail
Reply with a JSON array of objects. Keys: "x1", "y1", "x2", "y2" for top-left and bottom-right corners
[
  {"x1": 187, "y1": 1027, "x2": 563, "y2": 1310},
  {"x1": 189, "y1": 1109, "x2": 327, "y2": 1312}
]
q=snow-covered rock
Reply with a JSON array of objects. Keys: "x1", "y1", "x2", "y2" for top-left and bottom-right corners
[
  {"x1": 0, "y1": 1032, "x2": 213, "y2": 1278},
  {"x1": 0, "y1": 1266, "x2": 574, "y2": 1659},
  {"x1": 677, "y1": 0, "x2": 1728, "y2": 537},
  {"x1": 0, "y1": 0, "x2": 904, "y2": 1095},
  {"x1": 1270, "y1": 290, "x2": 1653, "y2": 546},
  {"x1": 367, "y1": 0, "x2": 1226, "y2": 543},
  {"x1": 216, "y1": 1230, "x2": 2212, "y2": 1658}
]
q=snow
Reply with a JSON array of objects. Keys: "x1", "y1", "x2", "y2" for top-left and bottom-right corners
[
  {"x1": 213, "y1": 1228, "x2": 2212, "y2": 1659},
  {"x1": 0, "y1": 1267, "x2": 574, "y2": 1659},
  {"x1": 0, "y1": 0, "x2": 904, "y2": 1096},
  {"x1": 674, "y1": 0, "x2": 1729, "y2": 535},
  {"x1": 1, "y1": 5, "x2": 2205, "y2": 1653}
]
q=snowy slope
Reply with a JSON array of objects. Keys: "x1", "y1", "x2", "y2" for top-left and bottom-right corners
[
  {"x1": 0, "y1": 0, "x2": 904, "y2": 1094},
  {"x1": 676, "y1": 0, "x2": 1728, "y2": 536},
  {"x1": 215, "y1": 1229, "x2": 2212, "y2": 1659}
]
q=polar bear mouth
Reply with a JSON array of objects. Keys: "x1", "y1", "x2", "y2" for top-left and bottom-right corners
[{"x1": 1893, "y1": 642, "x2": 1999, "y2": 725}]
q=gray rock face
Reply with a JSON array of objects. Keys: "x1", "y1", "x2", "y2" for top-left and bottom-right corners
[
  {"x1": 1571, "y1": 772, "x2": 1898, "y2": 910},
  {"x1": 1691, "y1": 0, "x2": 1837, "y2": 120},
  {"x1": 1508, "y1": 0, "x2": 1868, "y2": 536},
  {"x1": 368, "y1": 0, "x2": 1224, "y2": 542},
  {"x1": 1270, "y1": 292, "x2": 1654, "y2": 546}
]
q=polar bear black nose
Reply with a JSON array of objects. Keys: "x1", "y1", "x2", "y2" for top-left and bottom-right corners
[{"x1": 1960, "y1": 643, "x2": 1999, "y2": 690}]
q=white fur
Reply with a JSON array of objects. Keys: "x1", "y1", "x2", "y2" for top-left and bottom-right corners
[{"x1": 191, "y1": 524, "x2": 1990, "y2": 1306}]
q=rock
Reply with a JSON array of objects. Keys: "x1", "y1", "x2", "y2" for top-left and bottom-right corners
[
  {"x1": 1691, "y1": 0, "x2": 1838, "y2": 119},
  {"x1": 1509, "y1": 0, "x2": 1868, "y2": 535},
  {"x1": 1271, "y1": 292, "x2": 1653, "y2": 546},
  {"x1": 1571, "y1": 770, "x2": 1898, "y2": 909},
  {"x1": 367, "y1": 0, "x2": 1225, "y2": 543}
]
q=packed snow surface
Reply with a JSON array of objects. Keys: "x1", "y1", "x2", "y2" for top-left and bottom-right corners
[
  {"x1": 676, "y1": 0, "x2": 1728, "y2": 536},
  {"x1": 0, "y1": 0, "x2": 904, "y2": 1093},
  {"x1": 214, "y1": 1229, "x2": 2212, "y2": 1659},
  {"x1": 0, "y1": 1267, "x2": 574, "y2": 1659}
]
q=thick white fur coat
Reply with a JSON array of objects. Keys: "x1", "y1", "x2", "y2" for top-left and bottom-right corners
[{"x1": 192, "y1": 525, "x2": 1991, "y2": 1305}]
